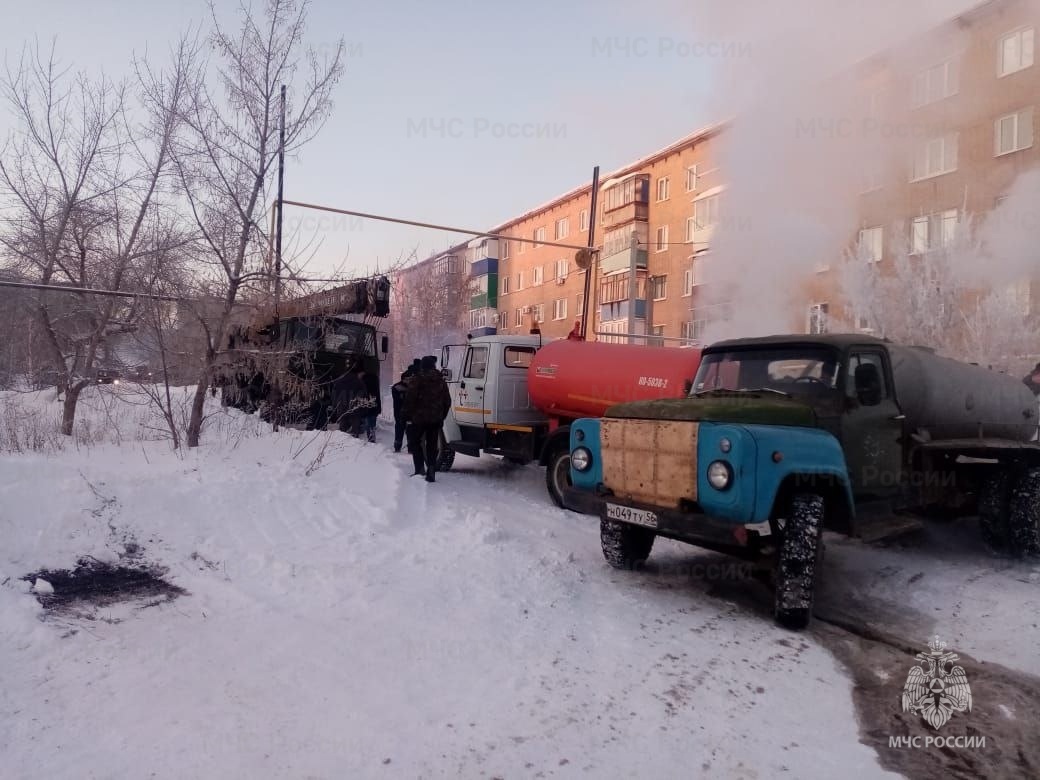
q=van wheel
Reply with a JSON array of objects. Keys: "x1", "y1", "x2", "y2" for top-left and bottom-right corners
[
  {"x1": 979, "y1": 469, "x2": 1012, "y2": 552},
  {"x1": 601, "y1": 519, "x2": 655, "y2": 570},
  {"x1": 436, "y1": 431, "x2": 455, "y2": 472},
  {"x1": 1009, "y1": 467, "x2": 1040, "y2": 557},
  {"x1": 545, "y1": 445, "x2": 571, "y2": 509},
  {"x1": 774, "y1": 493, "x2": 824, "y2": 630}
]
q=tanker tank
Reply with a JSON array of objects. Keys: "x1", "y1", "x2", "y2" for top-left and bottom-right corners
[
  {"x1": 888, "y1": 345, "x2": 1039, "y2": 442},
  {"x1": 528, "y1": 339, "x2": 702, "y2": 421}
]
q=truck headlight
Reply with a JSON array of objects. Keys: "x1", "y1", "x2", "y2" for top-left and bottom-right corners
[
  {"x1": 571, "y1": 447, "x2": 592, "y2": 472},
  {"x1": 707, "y1": 460, "x2": 733, "y2": 491}
]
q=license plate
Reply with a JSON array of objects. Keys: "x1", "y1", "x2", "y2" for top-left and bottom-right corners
[{"x1": 605, "y1": 503, "x2": 658, "y2": 528}]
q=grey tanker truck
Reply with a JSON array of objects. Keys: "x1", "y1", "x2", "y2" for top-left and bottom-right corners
[{"x1": 561, "y1": 333, "x2": 1040, "y2": 629}]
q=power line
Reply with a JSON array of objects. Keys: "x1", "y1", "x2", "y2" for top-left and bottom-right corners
[
  {"x1": 281, "y1": 199, "x2": 596, "y2": 253},
  {"x1": 0, "y1": 279, "x2": 187, "y2": 302}
]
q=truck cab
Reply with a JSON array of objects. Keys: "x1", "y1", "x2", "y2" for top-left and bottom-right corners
[
  {"x1": 564, "y1": 334, "x2": 1040, "y2": 630},
  {"x1": 440, "y1": 335, "x2": 550, "y2": 464}
]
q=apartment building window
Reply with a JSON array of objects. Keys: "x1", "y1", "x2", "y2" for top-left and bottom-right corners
[
  {"x1": 517, "y1": 271, "x2": 524, "y2": 290},
  {"x1": 911, "y1": 209, "x2": 958, "y2": 254},
  {"x1": 655, "y1": 225, "x2": 669, "y2": 252},
  {"x1": 683, "y1": 267, "x2": 696, "y2": 296},
  {"x1": 579, "y1": 208, "x2": 589, "y2": 232},
  {"x1": 515, "y1": 308, "x2": 523, "y2": 327},
  {"x1": 685, "y1": 165, "x2": 698, "y2": 192},
  {"x1": 555, "y1": 217, "x2": 569, "y2": 240},
  {"x1": 681, "y1": 316, "x2": 707, "y2": 342},
  {"x1": 995, "y1": 107, "x2": 1034, "y2": 155},
  {"x1": 469, "y1": 309, "x2": 490, "y2": 330},
  {"x1": 858, "y1": 226, "x2": 884, "y2": 263},
  {"x1": 999, "y1": 27, "x2": 1035, "y2": 77},
  {"x1": 911, "y1": 133, "x2": 957, "y2": 181},
  {"x1": 650, "y1": 275, "x2": 667, "y2": 301},
  {"x1": 576, "y1": 292, "x2": 585, "y2": 314},
  {"x1": 555, "y1": 258, "x2": 569, "y2": 280},
  {"x1": 856, "y1": 312, "x2": 874, "y2": 333},
  {"x1": 808, "y1": 303, "x2": 829, "y2": 335},
  {"x1": 534, "y1": 227, "x2": 546, "y2": 246},
  {"x1": 649, "y1": 325, "x2": 665, "y2": 347},
  {"x1": 502, "y1": 240, "x2": 510, "y2": 260},
  {"x1": 552, "y1": 298, "x2": 567, "y2": 320},
  {"x1": 656, "y1": 177, "x2": 670, "y2": 202},
  {"x1": 501, "y1": 274, "x2": 511, "y2": 295},
  {"x1": 437, "y1": 255, "x2": 459, "y2": 275},
  {"x1": 532, "y1": 265, "x2": 544, "y2": 285},
  {"x1": 693, "y1": 193, "x2": 720, "y2": 231},
  {"x1": 518, "y1": 238, "x2": 525, "y2": 254},
  {"x1": 533, "y1": 303, "x2": 545, "y2": 323},
  {"x1": 912, "y1": 60, "x2": 957, "y2": 107}
]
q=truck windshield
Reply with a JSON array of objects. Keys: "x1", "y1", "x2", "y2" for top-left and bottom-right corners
[
  {"x1": 692, "y1": 346, "x2": 840, "y2": 397},
  {"x1": 324, "y1": 321, "x2": 376, "y2": 356}
]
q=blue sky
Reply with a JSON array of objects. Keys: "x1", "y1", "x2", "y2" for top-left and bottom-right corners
[{"x1": 0, "y1": 0, "x2": 719, "y2": 277}]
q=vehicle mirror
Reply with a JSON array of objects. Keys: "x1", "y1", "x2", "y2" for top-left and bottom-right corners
[
  {"x1": 380, "y1": 335, "x2": 389, "y2": 354},
  {"x1": 441, "y1": 368, "x2": 452, "y2": 381},
  {"x1": 854, "y1": 363, "x2": 882, "y2": 406}
]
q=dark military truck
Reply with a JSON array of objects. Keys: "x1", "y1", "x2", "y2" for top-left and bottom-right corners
[
  {"x1": 562, "y1": 334, "x2": 1040, "y2": 629},
  {"x1": 215, "y1": 276, "x2": 390, "y2": 428}
]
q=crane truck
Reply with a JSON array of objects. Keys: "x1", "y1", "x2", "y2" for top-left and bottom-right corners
[{"x1": 438, "y1": 335, "x2": 703, "y2": 506}]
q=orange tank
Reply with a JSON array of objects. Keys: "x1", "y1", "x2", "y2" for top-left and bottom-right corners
[{"x1": 528, "y1": 339, "x2": 703, "y2": 422}]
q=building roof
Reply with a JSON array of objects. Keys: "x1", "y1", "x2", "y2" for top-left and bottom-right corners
[{"x1": 488, "y1": 121, "x2": 728, "y2": 233}]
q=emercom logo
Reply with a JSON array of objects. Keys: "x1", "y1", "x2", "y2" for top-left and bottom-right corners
[{"x1": 900, "y1": 635, "x2": 973, "y2": 730}]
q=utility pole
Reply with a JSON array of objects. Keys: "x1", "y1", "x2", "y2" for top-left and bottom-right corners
[
  {"x1": 274, "y1": 84, "x2": 286, "y2": 320},
  {"x1": 579, "y1": 165, "x2": 600, "y2": 340},
  {"x1": 627, "y1": 231, "x2": 639, "y2": 344}
]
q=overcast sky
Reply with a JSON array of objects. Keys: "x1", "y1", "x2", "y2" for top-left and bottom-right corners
[{"x1": 0, "y1": 0, "x2": 726, "y2": 277}]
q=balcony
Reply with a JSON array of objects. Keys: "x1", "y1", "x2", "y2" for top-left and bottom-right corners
[{"x1": 601, "y1": 201, "x2": 649, "y2": 230}]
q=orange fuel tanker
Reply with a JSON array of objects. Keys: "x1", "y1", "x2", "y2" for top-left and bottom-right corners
[{"x1": 439, "y1": 335, "x2": 702, "y2": 506}]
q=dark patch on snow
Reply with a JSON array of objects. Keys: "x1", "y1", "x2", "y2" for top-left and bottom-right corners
[{"x1": 22, "y1": 555, "x2": 186, "y2": 616}]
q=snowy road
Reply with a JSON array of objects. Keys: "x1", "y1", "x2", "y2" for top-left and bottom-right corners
[{"x1": 2, "y1": 407, "x2": 1038, "y2": 778}]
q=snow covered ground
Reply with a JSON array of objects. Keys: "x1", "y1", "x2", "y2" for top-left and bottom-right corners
[{"x1": 1, "y1": 386, "x2": 1037, "y2": 778}]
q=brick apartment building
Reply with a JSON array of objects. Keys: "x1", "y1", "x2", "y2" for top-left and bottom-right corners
[{"x1": 399, "y1": 0, "x2": 1039, "y2": 357}]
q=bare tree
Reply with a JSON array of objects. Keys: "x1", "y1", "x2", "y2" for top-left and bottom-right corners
[
  {"x1": 172, "y1": 0, "x2": 344, "y2": 447},
  {"x1": 0, "y1": 40, "x2": 191, "y2": 435}
]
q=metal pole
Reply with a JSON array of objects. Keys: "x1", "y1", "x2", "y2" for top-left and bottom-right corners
[
  {"x1": 274, "y1": 84, "x2": 286, "y2": 320},
  {"x1": 580, "y1": 165, "x2": 599, "y2": 339},
  {"x1": 627, "y1": 231, "x2": 639, "y2": 344}
]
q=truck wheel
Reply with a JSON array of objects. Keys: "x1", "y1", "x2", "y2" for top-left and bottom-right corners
[
  {"x1": 978, "y1": 470, "x2": 1012, "y2": 552},
  {"x1": 774, "y1": 493, "x2": 824, "y2": 630},
  {"x1": 600, "y1": 519, "x2": 655, "y2": 570},
  {"x1": 545, "y1": 445, "x2": 571, "y2": 509},
  {"x1": 1008, "y1": 467, "x2": 1040, "y2": 557},
  {"x1": 436, "y1": 431, "x2": 455, "y2": 472}
]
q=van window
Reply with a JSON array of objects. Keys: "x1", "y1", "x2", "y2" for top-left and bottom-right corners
[
  {"x1": 504, "y1": 346, "x2": 536, "y2": 368},
  {"x1": 464, "y1": 346, "x2": 489, "y2": 379}
]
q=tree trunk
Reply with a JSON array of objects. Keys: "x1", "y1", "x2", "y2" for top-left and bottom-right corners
[
  {"x1": 186, "y1": 372, "x2": 210, "y2": 447},
  {"x1": 61, "y1": 381, "x2": 86, "y2": 436}
]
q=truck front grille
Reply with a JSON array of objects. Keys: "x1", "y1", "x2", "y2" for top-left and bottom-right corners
[{"x1": 600, "y1": 419, "x2": 699, "y2": 508}]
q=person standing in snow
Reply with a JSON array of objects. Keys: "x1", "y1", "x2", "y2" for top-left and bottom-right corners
[
  {"x1": 403, "y1": 355, "x2": 452, "y2": 482},
  {"x1": 390, "y1": 369, "x2": 412, "y2": 452}
]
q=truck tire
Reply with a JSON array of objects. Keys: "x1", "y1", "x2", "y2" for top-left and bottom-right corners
[
  {"x1": 774, "y1": 493, "x2": 824, "y2": 630},
  {"x1": 436, "y1": 431, "x2": 455, "y2": 472},
  {"x1": 1008, "y1": 467, "x2": 1040, "y2": 557},
  {"x1": 545, "y1": 445, "x2": 571, "y2": 509},
  {"x1": 600, "y1": 519, "x2": 655, "y2": 570},
  {"x1": 978, "y1": 470, "x2": 1012, "y2": 552}
]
